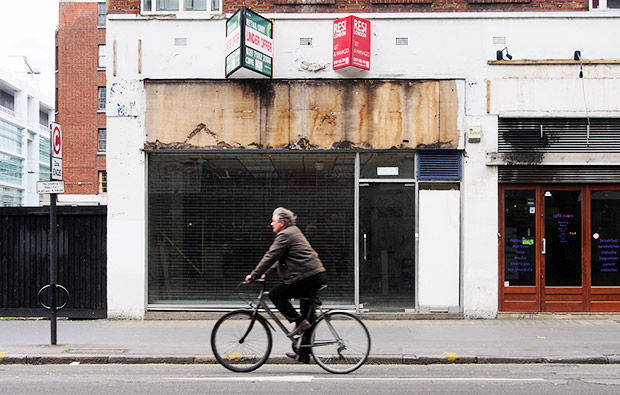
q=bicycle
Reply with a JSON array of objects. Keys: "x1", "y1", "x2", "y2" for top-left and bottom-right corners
[{"x1": 210, "y1": 279, "x2": 371, "y2": 374}]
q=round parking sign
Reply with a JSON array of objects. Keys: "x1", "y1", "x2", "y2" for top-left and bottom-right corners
[{"x1": 52, "y1": 123, "x2": 62, "y2": 158}]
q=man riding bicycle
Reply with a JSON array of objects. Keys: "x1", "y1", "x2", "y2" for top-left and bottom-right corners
[{"x1": 245, "y1": 207, "x2": 327, "y2": 363}]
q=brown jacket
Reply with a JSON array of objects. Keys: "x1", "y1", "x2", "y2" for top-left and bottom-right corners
[{"x1": 250, "y1": 225, "x2": 325, "y2": 284}]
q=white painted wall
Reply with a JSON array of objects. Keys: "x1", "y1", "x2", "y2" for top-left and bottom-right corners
[
  {"x1": 107, "y1": 12, "x2": 620, "y2": 318},
  {"x1": 418, "y1": 190, "x2": 461, "y2": 311}
]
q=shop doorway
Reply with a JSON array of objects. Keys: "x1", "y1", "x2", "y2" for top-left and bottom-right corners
[
  {"x1": 500, "y1": 185, "x2": 620, "y2": 312},
  {"x1": 359, "y1": 183, "x2": 415, "y2": 311}
]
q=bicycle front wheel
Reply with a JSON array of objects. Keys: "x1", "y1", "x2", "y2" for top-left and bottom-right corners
[
  {"x1": 211, "y1": 310, "x2": 272, "y2": 372},
  {"x1": 310, "y1": 312, "x2": 371, "y2": 374}
]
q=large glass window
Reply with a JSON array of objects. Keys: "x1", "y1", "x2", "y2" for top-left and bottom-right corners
[
  {"x1": 591, "y1": 190, "x2": 620, "y2": 286},
  {"x1": 360, "y1": 152, "x2": 414, "y2": 179},
  {"x1": 147, "y1": 153, "x2": 355, "y2": 305},
  {"x1": 503, "y1": 190, "x2": 537, "y2": 286},
  {"x1": 0, "y1": 119, "x2": 22, "y2": 154},
  {"x1": 0, "y1": 153, "x2": 23, "y2": 185},
  {"x1": 0, "y1": 186, "x2": 22, "y2": 207}
]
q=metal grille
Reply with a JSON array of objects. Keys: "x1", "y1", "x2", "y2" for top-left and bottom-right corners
[
  {"x1": 499, "y1": 118, "x2": 620, "y2": 153},
  {"x1": 418, "y1": 150, "x2": 461, "y2": 180},
  {"x1": 499, "y1": 165, "x2": 620, "y2": 183},
  {"x1": 147, "y1": 152, "x2": 355, "y2": 306}
]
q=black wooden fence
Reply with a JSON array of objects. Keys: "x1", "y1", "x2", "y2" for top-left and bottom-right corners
[{"x1": 0, "y1": 206, "x2": 107, "y2": 318}]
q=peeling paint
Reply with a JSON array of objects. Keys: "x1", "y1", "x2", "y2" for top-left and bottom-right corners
[
  {"x1": 416, "y1": 141, "x2": 455, "y2": 149},
  {"x1": 185, "y1": 123, "x2": 217, "y2": 143},
  {"x1": 145, "y1": 80, "x2": 462, "y2": 150}
]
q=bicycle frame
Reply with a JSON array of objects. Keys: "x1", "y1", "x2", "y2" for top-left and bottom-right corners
[{"x1": 241, "y1": 280, "x2": 331, "y2": 348}]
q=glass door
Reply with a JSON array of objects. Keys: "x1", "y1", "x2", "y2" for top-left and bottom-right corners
[
  {"x1": 501, "y1": 189, "x2": 539, "y2": 311},
  {"x1": 541, "y1": 189, "x2": 584, "y2": 311},
  {"x1": 359, "y1": 183, "x2": 415, "y2": 311}
]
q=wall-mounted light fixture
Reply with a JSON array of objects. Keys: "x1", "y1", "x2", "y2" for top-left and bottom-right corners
[
  {"x1": 496, "y1": 47, "x2": 513, "y2": 61},
  {"x1": 574, "y1": 50, "x2": 583, "y2": 78}
]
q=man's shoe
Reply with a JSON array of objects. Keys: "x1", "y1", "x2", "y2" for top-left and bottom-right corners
[
  {"x1": 298, "y1": 353, "x2": 310, "y2": 364},
  {"x1": 285, "y1": 352, "x2": 310, "y2": 364},
  {"x1": 288, "y1": 319, "x2": 310, "y2": 336}
]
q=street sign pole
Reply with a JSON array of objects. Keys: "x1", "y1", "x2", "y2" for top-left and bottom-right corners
[
  {"x1": 37, "y1": 123, "x2": 68, "y2": 346},
  {"x1": 48, "y1": 123, "x2": 63, "y2": 345},
  {"x1": 49, "y1": 191, "x2": 58, "y2": 345}
]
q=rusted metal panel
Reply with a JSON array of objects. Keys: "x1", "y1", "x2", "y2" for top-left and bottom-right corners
[
  {"x1": 438, "y1": 80, "x2": 460, "y2": 149},
  {"x1": 144, "y1": 80, "x2": 461, "y2": 150}
]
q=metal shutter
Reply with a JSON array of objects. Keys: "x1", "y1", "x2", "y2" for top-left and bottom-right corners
[
  {"x1": 499, "y1": 118, "x2": 620, "y2": 153},
  {"x1": 499, "y1": 165, "x2": 620, "y2": 183},
  {"x1": 147, "y1": 152, "x2": 355, "y2": 307},
  {"x1": 417, "y1": 150, "x2": 461, "y2": 180}
]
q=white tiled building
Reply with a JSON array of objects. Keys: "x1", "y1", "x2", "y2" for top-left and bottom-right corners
[
  {"x1": 0, "y1": 67, "x2": 55, "y2": 207},
  {"x1": 105, "y1": 1, "x2": 620, "y2": 318}
]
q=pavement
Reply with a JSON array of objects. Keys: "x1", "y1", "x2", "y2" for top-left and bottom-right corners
[{"x1": 1, "y1": 317, "x2": 620, "y2": 365}]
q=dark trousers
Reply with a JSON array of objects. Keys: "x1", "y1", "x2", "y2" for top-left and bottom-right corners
[{"x1": 268, "y1": 271, "x2": 327, "y2": 325}]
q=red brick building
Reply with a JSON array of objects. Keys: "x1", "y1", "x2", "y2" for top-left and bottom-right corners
[
  {"x1": 107, "y1": 0, "x2": 588, "y2": 14},
  {"x1": 56, "y1": 1, "x2": 107, "y2": 199}
]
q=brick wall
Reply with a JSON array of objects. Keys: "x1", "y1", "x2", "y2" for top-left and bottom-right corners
[
  {"x1": 57, "y1": 2, "x2": 107, "y2": 195},
  {"x1": 107, "y1": 0, "x2": 588, "y2": 14}
]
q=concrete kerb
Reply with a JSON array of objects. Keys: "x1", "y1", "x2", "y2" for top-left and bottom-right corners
[{"x1": 1, "y1": 354, "x2": 619, "y2": 365}]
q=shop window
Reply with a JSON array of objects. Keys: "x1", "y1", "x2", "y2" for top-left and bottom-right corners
[
  {"x1": 147, "y1": 153, "x2": 355, "y2": 306},
  {"x1": 591, "y1": 190, "x2": 620, "y2": 286}
]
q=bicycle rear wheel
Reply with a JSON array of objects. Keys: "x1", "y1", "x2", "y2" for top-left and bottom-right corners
[
  {"x1": 310, "y1": 311, "x2": 371, "y2": 374},
  {"x1": 211, "y1": 310, "x2": 272, "y2": 372}
]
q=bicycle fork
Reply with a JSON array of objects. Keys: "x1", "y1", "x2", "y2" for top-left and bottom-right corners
[{"x1": 324, "y1": 316, "x2": 347, "y2": 359}]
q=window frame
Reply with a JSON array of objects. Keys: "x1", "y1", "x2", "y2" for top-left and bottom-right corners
[
  {"x1": 98, "y1": 2, "x2": 107, "y2": 27},
  {"x1": 98, "y1": 45, "x2": 106, "y2": 69},
  {"x1": 98, "y1": 128, "x2": 107, "y2": 152},
  {"x1": 142, "y1": 0, "x2": 222, "y2": 14},
  {"x1": 591, "y1": 0, "x2": 620, "y2": 8},
  {"x1": 97, "y1": 87, "x2": 106, "y2": 111},
  {"x1": 98, "y1": 170, "x2": 107, "y2": 193}
]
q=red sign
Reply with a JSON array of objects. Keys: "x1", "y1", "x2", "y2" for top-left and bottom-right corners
[
  {"x1": 51, "y1": 122, "x2": 62, "y2": 159},
  {"x1": 333, "y1": 16, "x2": 371, "y2": 70}
]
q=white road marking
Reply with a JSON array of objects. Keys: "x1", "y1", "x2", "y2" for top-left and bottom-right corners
[
  {"x1": 171, "y1": 376, "x2": 544, "y2": 383},
  {"x1": 172, "y1": 376, "x2": 314, "y2": 382},
  {"x1": 314, "y1": 377, "x2": 546, "y2": 382}
]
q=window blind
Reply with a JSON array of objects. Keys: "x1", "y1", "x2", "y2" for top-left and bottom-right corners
[{"x1": 148, "y1": 152, "x2": 355, "y2": 306}]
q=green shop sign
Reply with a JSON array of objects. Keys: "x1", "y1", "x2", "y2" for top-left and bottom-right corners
[{"x1": 225, "y1": 8, "x2": 273, "y2": 78}]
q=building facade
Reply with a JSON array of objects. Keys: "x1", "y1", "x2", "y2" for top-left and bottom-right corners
[
  {"x1": 105, "y1": 0, "x2": 620, "y2": 318},
  {"x1": 56, "y1": 0, "x2": 108, "y2": 204},
  {"x1": 0, "y1": 67, "x2": 54, "y2": 206}
]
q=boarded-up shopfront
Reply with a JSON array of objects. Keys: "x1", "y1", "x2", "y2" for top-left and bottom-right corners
[{"x1": 144, "y1": 79, "x2": 463, "y2": 312}]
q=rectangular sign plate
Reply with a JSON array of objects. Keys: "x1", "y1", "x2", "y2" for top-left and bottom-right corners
[
  {"x1": 51, "y1": 157, "x2": 63, "y2": 181},
  {"x1": 37, "y1": 180, "x2": 65, "y2": 194}
]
